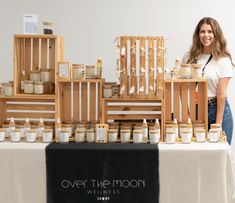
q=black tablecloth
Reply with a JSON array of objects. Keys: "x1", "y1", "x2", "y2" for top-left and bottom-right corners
[{"x1": 46, "y1": 143, "x2": 159, "y2": 203}]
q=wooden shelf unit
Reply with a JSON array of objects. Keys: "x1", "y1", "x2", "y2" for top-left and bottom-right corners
[
  {"x1": 164, "y1": 78, "x2": 208, "y2": 138},
  {"x1": 14, "y1": 34, "x2": 64, "y2": 95},
  {"x1": 57, "y1": 79, "x2": 104, "y2": 123}
]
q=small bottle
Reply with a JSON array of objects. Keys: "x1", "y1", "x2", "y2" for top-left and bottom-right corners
[
  {"x1": 154, "y1": 119, "x2": 161, "y2": 134},
  {"x1": 96, "y1": 58, "x2": 103, "y2": 78},
  {"x1": 38, "y1": 118, "x2": 44, "y2": 137},
  {"x1": 8, "y1": 117, "x2": 16, "y2": 137},
  {"x1": 24, "y1": 117, "x2": 31, "y2": 136},
  {"x1": 187, "y1": 118, "x2": 193, "y2": 137},
  {"x1": 55, "y1": 118, "x2": 61, "y2": 142},
  {"x1": 142, "y1": 119, "x2": 148, "y2": 143},
  {"x1": 20, "y1": 70, "x2": 27, "y2": 93}
]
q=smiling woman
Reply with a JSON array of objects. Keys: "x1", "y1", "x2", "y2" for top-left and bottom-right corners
[{"x1": 182, "y1": 17, "x2": 234, "y2": 144}]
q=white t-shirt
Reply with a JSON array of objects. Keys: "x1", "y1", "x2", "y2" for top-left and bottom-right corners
[{"x1": 182, "y1": 53, "x2": 234, "y2": 97}]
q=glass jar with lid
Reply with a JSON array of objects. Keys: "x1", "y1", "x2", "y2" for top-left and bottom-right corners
[
  {"x1": 43, "y1": 22, "x2": 54, "y2": 34},
  {"x1": 4, "y1": 83, "x2": 13, "y2": 96},
  {"x1": 24, "y1": 80, "x2": 34, "y2": 94},
  {"x1": 34, "y1": 82, "x2": 44, "y2": 94},
  {"x1": 179, "y1": 64, "x2": 192, "y2": 79}
]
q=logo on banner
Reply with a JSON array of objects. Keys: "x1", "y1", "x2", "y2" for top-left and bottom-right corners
[{"x1": 60, "y1": 178, "x2": 146, "y2": 200}]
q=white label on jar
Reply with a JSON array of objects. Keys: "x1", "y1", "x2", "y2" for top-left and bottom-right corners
[
  {"x1": 166, "y1": 133, "x2": 176, "y2": 144},
  {"x1": 121, "y1": 132, "x2": 130, "y2": 143},
  {"x1": 26, "y1": 131, "x2": 37, "y2": 142},
  {"x1": 181, "y1": 132, "x2": 191, "y2": 143},
  {"x1": 0, "y1": 131, "x2": 5, "y2": 141},
  {"x1": 11, "y1": 131, "x2": 21, "y2": 142},
  {"x1": 133, "y1": 133, "x2": 143, "y2": 143},
  {"x1": 86, "y1": 132, "x2": 95, "y2": 142},
  {"x1": 43, "y1": 131, "x2": 53, "y2": 143},
  {"x1": 149, "y1": 132, "x2": 160, "y2": 144},
  {"x1": 108, "y1": 132, "x2": 118, "y2": 142},
  {"x1": 24, "y1": 83, "x2": 34, "y2": 94},
  {"x1": 196, "y1": 132, "x2": 205, "y2": 142},
  {"x1": 59, "y1": 132, "x2": 69, "y2": 143},
  {"x1": 209, "y1": 132, "x2": 219, "y2": 142},
  {"x1": 75, "y1": 132, "x2": 85, "y2": 142},
  {"x1": 34, "y1": 84, "x2": 44, "y2": 94},
  {"x1": 104, "y1": 89, "x2": 112, "y2": 98}
]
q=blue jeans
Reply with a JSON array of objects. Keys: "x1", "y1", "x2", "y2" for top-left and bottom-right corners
[{"x1": 208, "y1": 99, "x2": 234, "y2": 144}]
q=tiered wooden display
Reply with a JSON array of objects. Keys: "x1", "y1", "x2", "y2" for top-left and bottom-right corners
[
  {"x1": 0, "y1": 34, "x2": 64, "y2": 126},
  {"x1": 164, "y1": 78, "x2": 208, "y2": 139}
]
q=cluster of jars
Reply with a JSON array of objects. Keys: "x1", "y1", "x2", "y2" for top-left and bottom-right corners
[
  {"x1": 71, "y1": 59, "x2": 103, "y2": 80},
  {"x1": 167, "y1": 58, "x2": 205, "y2": 80},
  {"x1": 54, "y1": 119, "x2": 97, "y2": 143},
  {"x1": 165, "y1": 118, "x2": 224, "y2": 144},
  {"x1": 0, "y1": 117, "x2": 53, "y2": 143},
  {"x1": 21, "y1": 69, "x2": 54, "y2": 94},
  {"x1": 103, "y1": 82, "x2": 120, "y2": 98},
  {"x1": 106, "y1": 119, "x2": 161, "y2": 144}
]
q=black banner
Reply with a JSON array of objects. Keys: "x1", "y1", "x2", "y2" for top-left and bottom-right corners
[{"x1": 46, "y1": 143, "x2": 159, "y2": 203}]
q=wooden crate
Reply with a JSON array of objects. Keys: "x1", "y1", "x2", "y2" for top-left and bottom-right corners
[
  {"x1": 164, "y1": 78, "x2": 208, "y2": 136},
  {"x1": 57, "y1": 79, "x2": 103, "y2": 123},
  {"x1": 13, "y1": 34, "x2": 64, "y2": 95},
  {"x1": 118, "y1": 36, "x2": 165, "y2": 98},
  {"x1": 101, "y1": 98, "x2": 164, "y2": 139},
  {"x1": 0, "y1": 95, "x2": 56, "y2": 126}
]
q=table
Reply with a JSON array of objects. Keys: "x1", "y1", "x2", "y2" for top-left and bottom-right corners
[{"x1": 0, "y1": 142, "x2": 233, "y2": 203}]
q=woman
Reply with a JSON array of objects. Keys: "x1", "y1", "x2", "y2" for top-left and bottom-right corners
[{"x1": 182, "y1": 17, "x2": 234, "y2": 144}]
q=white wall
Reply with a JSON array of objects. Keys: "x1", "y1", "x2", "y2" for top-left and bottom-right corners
[{"x1": 0, "y1": 0, "x2": 235, "y2": 147}]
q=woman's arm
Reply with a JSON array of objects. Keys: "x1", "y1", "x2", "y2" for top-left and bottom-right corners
[{"x1": 216, "y1": 78, "x2": 230, "y2": 123}]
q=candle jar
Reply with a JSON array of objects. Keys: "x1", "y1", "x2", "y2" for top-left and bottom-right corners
[
  {"x1": 179, "y1": 64, "x2": 192, "y2": 79},
  {"x1": 24, "y1": 80, "x2": 34, "y2": 94},
  {"x1": 133, "y1": 129, "x2": 143, "y2": 144},
  {"x1": 149, "y1": 129, "x2": 160, "y2": 144},
  {"x1": 0, "y1": 128, "x2": 5, "y2": 142},
  {"x1": 191, "y1": 64, "x2": 202, "y2": 79},
  {"x1": 42, "y1": 129, "x2": 53, "y2": 143},
  {"x1": 181, "y1": 130, "x2": 192, "y2": 144},
  {"x1": 59, "y1": 129, "x2": 70, "y2": 143},
  {"x1": 103, "y1": 83, "x2": 113, "y2": 98},
  {"x1": 43, "y1": 22, "x2": 54, "y2": 34},
  {"x1": 11, "y1": 129, "x2": 22, "y2": 142},
  {"x1": 195, "y1": 129, "x2": 206, "y2": 142},
  {"x1": 120, "y1": 129, "x2": 131, "y2": 143},
  {"x1": 40, "y1": 69, "x2": 51, "y2": 82},
  {"x1": 26, "y1": 129, "x2": 37, "y2": 142},
  {"x1": 165, "y1": 131, "x2": 176, "y2": 144},
  {"x1": 108, "y1": 129, "x2": 118, "y2": 143},
  {"x1": 4, "y1": 83, "x2": 13, "y2": 96},
  {"x1": 86, "y1": 128, "x2": 95, "y2": 142},
  {"x1": 75, "y1": 128, "x2": 86, "y2": 142},
  {"x1": 30, "y1": 71, "x2": 40, "y2": 82},
  {"x1": 34, "y1": 82, "x2": 44, "y2": 94},
  {"x1": 208, "y1": 129, "x2": 220, "y2": 143}
]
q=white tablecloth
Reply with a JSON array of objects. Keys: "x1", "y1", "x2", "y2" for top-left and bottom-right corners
[{"x1": 0, "y1": 142, "x2": 233, "y2": 203}]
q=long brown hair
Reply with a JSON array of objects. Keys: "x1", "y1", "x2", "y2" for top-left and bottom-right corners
[{"x1": 187, "y1": 17, "x2": 234, "y2": 66}]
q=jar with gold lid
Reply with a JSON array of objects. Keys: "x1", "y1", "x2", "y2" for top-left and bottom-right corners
[
  {"x1": 86, "y1": 128, "x2": 95, "y2": 142},
  {"x1": 75, "y1": 128, "x2": 86, "y2": 142},
  {"x1": 34, "y1": 82, "x2": 44, "y2": 94},
  {"x1": 40, "y1": 69, "x2": 50, "y2": 82},
  {"x1": 24, "y1": 80, "x2": 34, "y2": 94},
  {"x1": 108, "y1": 129, "x2": 118, "y2": 142},
  {"x1": 4, "y1": 83, "x2": 13, "y2": 96},
  {"x1": 179, "y1": 64, "x2": 192, "y2": 79},
  {"x1": 191, "y1": 64, "x2": 203, "y2": 79},
  {"x1": 30, "y1": 70, "x2": 40, "y2": 82},
  {"x1": 103, "y1": 83, "x2": 113, "y2": 98}
]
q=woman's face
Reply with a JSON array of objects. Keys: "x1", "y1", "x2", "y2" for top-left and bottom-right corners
[{"x1": 199, "y1": 23, "x2": 214, "y2": 52}]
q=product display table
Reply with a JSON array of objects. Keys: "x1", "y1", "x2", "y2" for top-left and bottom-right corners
[{"x1": 0, "y1": 142, "x2": 233, "y2": 203}]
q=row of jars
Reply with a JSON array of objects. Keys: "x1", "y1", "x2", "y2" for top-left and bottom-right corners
[{"x1": 165, "y1": 118, "x2": 224, "y2": 144}]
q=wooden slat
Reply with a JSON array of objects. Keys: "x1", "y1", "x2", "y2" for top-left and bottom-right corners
[
  {"x1": 129, "y1": 38, "x2": 137, "y2": 95},
  {"x1": 41, "y1": 38, "x2": 47, "y2": 69},
  {"x1": 148, "y1": 37, "x2": 154, "y2": 96},
  {"x1": 107, "y1": 114, "x2": 161, "y2": 120},
  {"x1": 6, "y1": 104, "x2": 55, "y2": 111},
  {"x1": 165, "y1": 82, "x2": 171, "y2": 121},
  {"x1": 181, "y1": 83, "x2": 188, "y2": 122},
  {"x1": 139, "y1": 37, "x2": 146, "y2": 95},
  {"x1": 106, "y1": 106, "x2": 161, "y2": 111},
  {"x1": 33, "y1": 38, "x2": 39, "y2": 70},
  {"x1": 189, "y1": 82, "x2": 196, "y2": 122},
  {"x1": 5, "y1": 112, "x2": 55, "y2": 119},
  {"x1": 198, "y1": 82, "x2": 207, "y2": 123},
  {"x1": 173, "y1": 82, "x2": 180, "y2": 121}
]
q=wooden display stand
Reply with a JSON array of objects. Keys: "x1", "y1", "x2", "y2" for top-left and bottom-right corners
[
  {"x1": 101, "y1": 97, "x2": 164, "y2": 140},
  {"x1": 119, "y1": 36, "x2": 165, "y2": 98},
  {"x1": 14, "y1": 34, "x2": 64, "y2": 95},
  {"x1": 0, "y1": 94, "x2": 56, "y2": 126},
  {"x1": 164, "y1": 78, "x2": 208, "y2": 138},
  {"x1": 57, "y1": 79, "x2": 103, "y2": 124}
]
